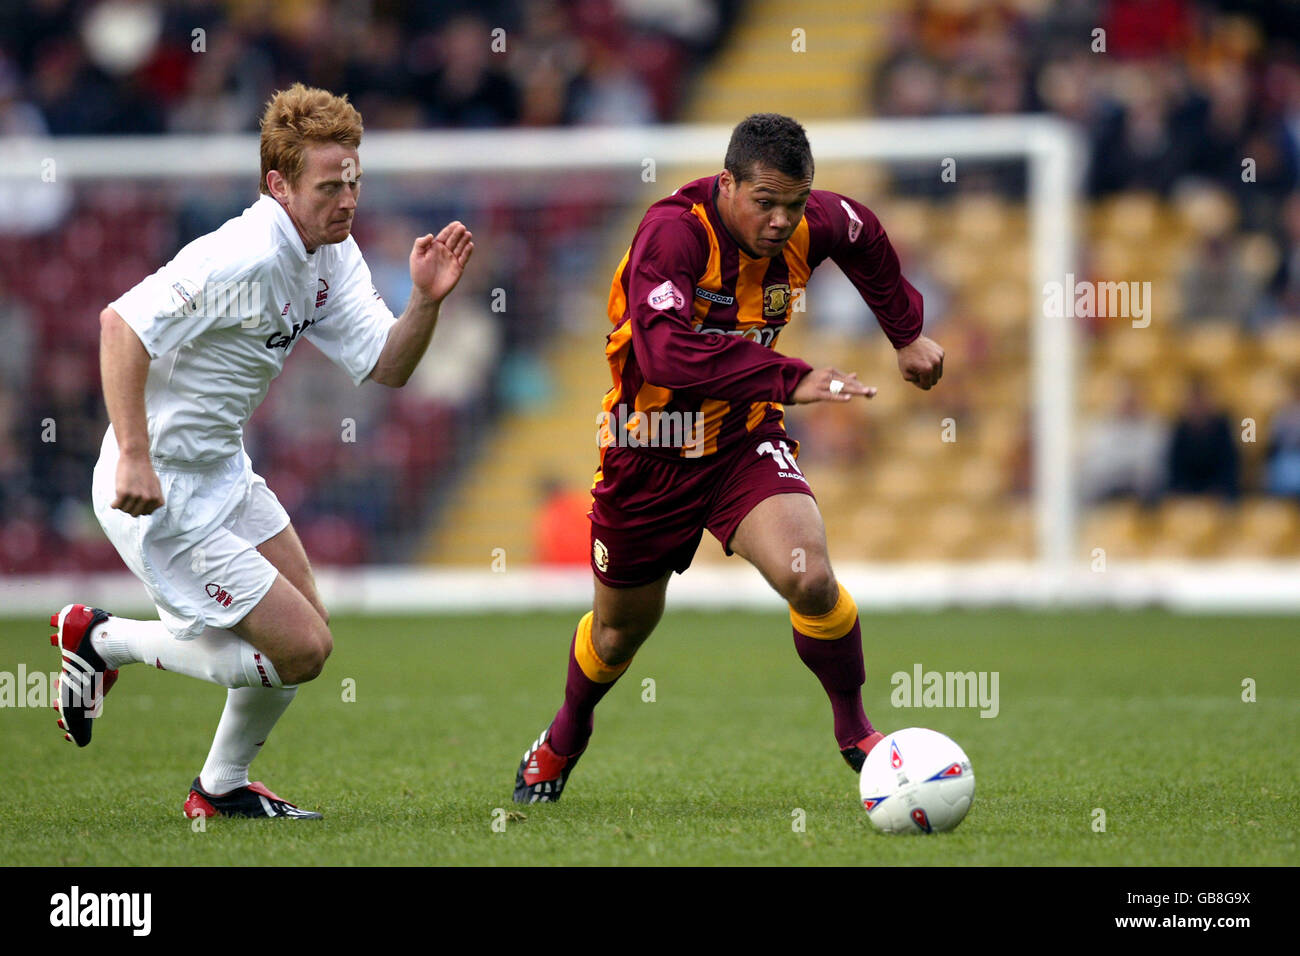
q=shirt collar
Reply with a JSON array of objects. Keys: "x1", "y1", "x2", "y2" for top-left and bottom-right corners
[{"x1": 258, "y1": 194, "x2": 312, "y2": 263}]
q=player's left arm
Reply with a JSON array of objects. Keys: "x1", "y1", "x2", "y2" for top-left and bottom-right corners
[
  {"x1": 368, "y1": 221, "x2": 474, "y2": 388},
  {"x1": 813, "y1": 192, "x2": 943, "y2": 390}
]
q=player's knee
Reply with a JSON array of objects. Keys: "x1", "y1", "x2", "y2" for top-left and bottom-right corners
[
  {"x1": 283, "y1": 625, "x2": 332, "y2": 684},
  {"x1": 786, "y1": 565, "x2": 838, "y2": 617},
  {"x1": 592, "y1": 619, "x2": 649, "y2": 667}
]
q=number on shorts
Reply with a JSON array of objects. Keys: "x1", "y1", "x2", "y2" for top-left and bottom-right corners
[{"x1": 756, "y1": 440, "x2": 802, "y2": 475}]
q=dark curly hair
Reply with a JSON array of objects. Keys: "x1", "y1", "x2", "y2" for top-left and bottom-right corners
[{"x1": 723, "y1": 114, "x2": 814, "y2": 183}]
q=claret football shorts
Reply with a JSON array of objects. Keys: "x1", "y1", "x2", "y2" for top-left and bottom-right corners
[
  {"x1": 92, "y1": 431, "x2": 289, "y2": 639},
  {"x1": 589, "y1": 425, "x2": 816, "y2": 588}
]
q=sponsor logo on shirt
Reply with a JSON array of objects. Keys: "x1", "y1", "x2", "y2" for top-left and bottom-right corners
[
  {"x1": 647, "y1": 280, "x2": 684, "y2": 312},
  {"x1": 694, "y1": 286, "x2": 734, "y2": 305},
  {"x1": 265, "y1": 316, "x2": 317, "y2": 350},
  {"x1": 693, "y1": 322, "x2": 780, "y2": 347},
  {"x1": 763, "y1": 283, "x2": 791, "y2": 318}
]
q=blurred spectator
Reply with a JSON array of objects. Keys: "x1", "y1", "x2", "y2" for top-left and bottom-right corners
[
  {"x1": 0, "y1": 53, "x2": 74, "y2": 234},
  {"x1": 1078, "y1": 381, "x2": 1167, "y2": 503},
  {"x1": 1265, "y1": 379, "x2": 1300, "y2": 497},
  {"x1": 567, "y1": 43, "x2": 655, "y2": 126},
  {"x1": 0, "y1": 278, "x2": 35, "y2": 394},
  {"x1": 1259, "y1": 192, "x2": 1300, "y2": 321},
  {"x1": 533, "y1": 478, "x2": 592, "y2": 565},
  {"x1": 1176, "y1": 184, "x2": 1260, "y2": 322},
  {"x1": 1166, "y1": 377, "x2": 1240, "y2": 499},
  {"x1": 411, "y1": 14, "x2": 521, "y2": 127}
]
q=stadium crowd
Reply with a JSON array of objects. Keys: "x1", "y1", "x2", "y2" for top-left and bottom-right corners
[
  {"x1": 5, "y1": 0, "x2": 1300, "y2": 571},
  {"x1": 861, "y1": 0, "x2": 1300, "y2": 518},
  {"x1": 0, "y1": 0, "x2": 728, "y2": 571}
]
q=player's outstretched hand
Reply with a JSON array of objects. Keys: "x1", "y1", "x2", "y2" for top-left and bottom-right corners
[
  {"x1": 897, "y1": 334, "x2": 944, "y2": 390},
  {"x1": 792, "y1": 368, "x2": 877, "y2": 404},
  {"x1": 112, "y1": 453, "x2": 163, "y2": 517},
  {"x1": 410, "y1": 221, "x2": 474, "y2": 304}
]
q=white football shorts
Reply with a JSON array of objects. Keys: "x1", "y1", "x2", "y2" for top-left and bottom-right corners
[{"x1": 92, "y1": 430, "x2": 289, "y2": 640}]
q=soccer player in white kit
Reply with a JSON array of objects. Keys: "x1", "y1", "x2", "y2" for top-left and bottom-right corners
[{"x1": 48, "y1": 84, "x2": 473, "y2": 819}]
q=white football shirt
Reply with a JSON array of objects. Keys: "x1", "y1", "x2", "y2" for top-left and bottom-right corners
[{"x1": 108, "y1": 194, "x2": 398, "y2": 465}]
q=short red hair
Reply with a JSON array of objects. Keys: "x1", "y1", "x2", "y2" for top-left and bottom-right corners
[{"x1": 258, "y1": 84, "x2": 363, "y2": 195}]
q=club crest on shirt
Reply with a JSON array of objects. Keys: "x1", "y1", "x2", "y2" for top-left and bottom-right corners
[
  {"x1": 647, "y1": 280, "x2": 684, "y2": 312},
  {"x1": 763, "y1": 283, "x2": 791, "y2": 318},
  {"x1": 315, "y1": 278, "x2": 329, "y2": 308}
]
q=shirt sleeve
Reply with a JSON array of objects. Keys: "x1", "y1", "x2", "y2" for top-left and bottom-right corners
[
  {"x1": 304, "y1": 242, "x2": 398, "y2": 386},
  {"x1": 108, "y1": 244, "x2": 261, "y2": 359},
  {"x1": 809, "y1": 191, "x2": 924, "y2": 349},
  {"x1": 627, "y1": 215, "x2": 812, "y2": 403}
]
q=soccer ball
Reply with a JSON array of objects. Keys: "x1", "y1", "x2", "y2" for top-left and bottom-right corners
[{"x1": 858, "y1": 728, "x2": 975, "y2": 834}]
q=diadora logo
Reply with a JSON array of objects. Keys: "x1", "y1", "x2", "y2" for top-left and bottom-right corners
[
  {"x1": 890, "y1": 740, "x2": 903, "y2": 769},
  {"x1": 265, "y1": 316, "x2": 316, "y2": 351},
  {"x1": 694, "y1": 286, "x2": 734, "y2": 305},
  {"x1": 204, "y1": 583, "x2": 234, "y2": 608},
  {"x1": 315, "y1": 278, "x2": 329, "y2": 308},
  {"x1": 762, "y1": 283, "x2": 790, "y2": 318}
]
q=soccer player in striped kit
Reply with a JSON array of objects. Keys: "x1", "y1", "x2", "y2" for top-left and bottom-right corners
[
  {"x1": 49, "y1": 84, "x2": 473, "y2": 818},
  {"x1": 515, "y1": 113, "x2": 944, "y2": 802}
]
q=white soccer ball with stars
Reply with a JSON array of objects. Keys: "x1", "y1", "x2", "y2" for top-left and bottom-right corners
[{"x1": 858, "y1": 728, "x2": 975, "y2": 834}]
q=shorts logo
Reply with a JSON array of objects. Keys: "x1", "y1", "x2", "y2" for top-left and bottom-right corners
[
  {"x1": 647, "y1": 280, "x2": 684, "y2": 312},
  {"x1": 592, "y1": 538, "x2": 610, "y2": 573},
  {"x1": 840, "y1": 199, "x2": 864, "y2": 243},
  {"x1": 763, "y1": 283, "x2": 790, "y2": 318},
  {"x1": 205, "y1": 583, "x2": 234, "y2": 608}
]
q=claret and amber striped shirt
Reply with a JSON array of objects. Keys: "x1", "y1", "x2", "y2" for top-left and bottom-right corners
[{"x1": 599, "y1": 174, "x2": 924, "y2": 460}]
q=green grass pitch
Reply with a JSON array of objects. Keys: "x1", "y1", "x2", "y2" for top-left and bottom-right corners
[{"x1": 1, "y1": 608, "x2": 1296, "y2": 866}]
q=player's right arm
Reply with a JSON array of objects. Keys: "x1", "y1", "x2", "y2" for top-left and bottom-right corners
[{"x1": 99, "y1": 306, "x2": 163, "y2": 516}]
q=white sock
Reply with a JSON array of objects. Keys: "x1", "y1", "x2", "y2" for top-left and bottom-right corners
[
  {"x1": 199, "y1": 685, "x2": 298, "y2": 795},
  {"x1": 91, "y1": 619, "x2": 283, "y2": 689}
]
